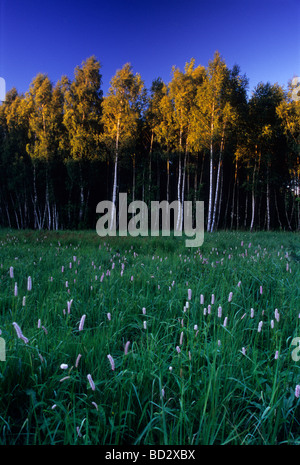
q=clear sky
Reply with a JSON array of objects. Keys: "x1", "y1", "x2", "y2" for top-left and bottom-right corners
[{"x1": 0, "y1": 0, "x2": 299, "y2": 98}]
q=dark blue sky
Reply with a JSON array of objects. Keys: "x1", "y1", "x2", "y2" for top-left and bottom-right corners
[{"x1": 0, "y1": 0, "x2": 299, "y2": 98}]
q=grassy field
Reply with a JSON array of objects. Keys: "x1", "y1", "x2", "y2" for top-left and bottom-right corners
[{"x1": 0, "y1": 228, "x2": 299, "y2": 445}]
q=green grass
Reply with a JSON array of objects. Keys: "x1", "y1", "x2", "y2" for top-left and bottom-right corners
[{"x1": 0, "y1": 228, "x2": 299, "y2": 444}]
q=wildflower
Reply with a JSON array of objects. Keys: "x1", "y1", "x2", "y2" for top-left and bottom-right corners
[
  {"x1": 59, "y1": 376, "x2": 70, "y2": 383},
  {"x1": 124, "y1": 341, "x2": 130, "y2": 355},
  {"x1": 250, "y1": 308, "x2": 254, "y2": 318},
  {"x1": 208, "y1": 305, "x2": 211, "y2": 314},
  {"x1": 228, "y1": 292, "x2": 233, "y2": 303},
  {"x1": 188, "y1": 288, "x2": 192, "y2": 300},
  {"x1": 79, "y1": 314, "x2": 86, "y2": 331},
  {"x1": 14, "y1": 282, "x2": 18, "y2": 297},
  {"x1": 22, "y1": 296, "x2": 26, "y2": 306},
  {"x1": 161, "y1": 388, "x2": 165, "y2": 398},
  {"x1": 67, "y1": 299, "x2": 73, "y2": 314},
  {"x1": 241, "y1": 347, "x2": 246, "y2": 356},
  {"x1": 142, "y1": 307, "x2": 146, "y2": 315},
  {"x1": 194, "y1": 324, "x2": 198, "y2": 331},
  {"x1": 200, "y1": 294, "x2": 204, "y2": 305},
  {"x1": 176, "y1": 346, "x2": 181, "y2": 354},
  {"x1": 258, "y1": 321, "x2": 263, "y2": 333},
  {"x1": 274, "y1": 351, "x2": 279, "y2": 360},
  {"x1": 295, "y1": 385, "x2": 300, "y2": 399},
  {"x1": 60, "y1": 364, "x2": 68, "y2": 370},
  {"x1": 169, "y1": 366, "x2": 173, "y2": 372},
  {"x1": 87, "y1": 374, "x2": 96, "y2": 391},
  {"x1": 9, "y1": 266, "x2": 14, "y2": 278},
  {"x1": 75, "y1": 353, "x2": 82, "y2": 367},
  {"x1": 218, "y1": 306, "x2": 222, "y2": 318},
  {"x1": 38, "y1": 319, "x2": 41, "y2": 328},
  {"x1": 270, "y1": 319, "x2": 274, "y2": 329},
  {"x1": 61, "y1": 266, "x2": 64, "y2": 273},
  {"x1": 237, "y1": 281, "x2": 242, "y2": 288},
  {"x1": 275, "y1": 309, "x2": 280, "y2": 322},
  {"x1": 51, "y1": 404, "x2": 57, "y2": 410},
  {"x1": 107, "y1": 312, "x2": 111, "y2": 321},
  {"x1": 143, "y1": 321, "x2": 147, "y2": 329},
  {"x1": 107, "y1": 354, "x2": 115, "y2": 371},
  {"x1": 179, "y1": 331, "x2": 184, "y2": 345},
  {"x1": 211, "y1": 294, "x2": 215, "y2": 305},
  {"x1": 260, "y1": 285, "x2": 263, "y2": 295},
  {"x1": 12, "y1": 322, "x2": 28, "y2": 344},
  {"x1": 223, "y1": 316, "x2": 228, "y2": 327},
  {"x1": 42, "y1": 325, "x2": 48, "y2": 334},
  {"x1": 91, "y1": 401, "x2": 98, "y2": 411}
]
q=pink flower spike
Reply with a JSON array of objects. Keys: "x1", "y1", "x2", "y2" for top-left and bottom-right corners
[
  {"x1": 188, "y1": 288, "x2": 192, "y2": 300},
  {"x1": 12, "y1": 322, "x2": 28, "y2": 343},
  {"x1": 87, "y1": 374, "x2": 96, "y2": 391},
  {"x1": 218, "y1": 306, "x2": 222, "y2": 318},
  {"x1": 107, "y1": 354, "x2": 115, "y2": 371},
  {"x1": 295, "y1": 385, "x2": 300, "y2": 399},
  {"x1": 228, "y1": 292, "x2": 233, "y2": 303},
  {"x1": 14, "y1": 282, "x2": 18, "y2": 297},
  {"x1": 67, "y1": 299, "x2": 73, "y2": 314},
  {"x1": 260, "y1": 285, "x2": 263, "y2": 295},
  {"x1": 124, "y1": 341, "x2": 130, "y2": 355},
  {"x1": 91, "y1": 401, "x2": 98, "y2": 411},
  {"x1": 200, "y1": 294, "x2": 204, "y2": 305},
  {"x1": 27, "y1": 276, "x2": 32, "y2": 291},
  {"x1": 75, "y1": 353, "x2": 82, "y2": 367},
  {"x1": 9, "y1": 266, "x2": 14, "y2": 278},
  {"x1": 211, "y1": 294, "x2": 215, "y2": 305},
  {"x1": 79, "y1": 314, "x2": 86, "y2": 331},
  {"x1": 107, "y1": 312, "x2": 111, "y2": 321},
  {"x1": 274, "y1": 351, "x2": 279, "y2": 360},
  {"x1": 179, "y1": 331, "x2": 184, "y2": 345}
]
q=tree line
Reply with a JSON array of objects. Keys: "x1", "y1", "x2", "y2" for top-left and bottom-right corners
[{"x1": 0, "y1": 52, "x2": 299, "y2": 232}]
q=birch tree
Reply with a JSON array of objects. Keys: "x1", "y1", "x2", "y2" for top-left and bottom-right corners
[
  {"x1": 101, "y1": 63, "x2": 145, "y2": 230},
  {"x1": 63, "y1": 56, "x2": 103, "y2": 225}
]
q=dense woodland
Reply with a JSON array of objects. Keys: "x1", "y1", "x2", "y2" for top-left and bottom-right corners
[{"x1": 0, "y1": 52, "x2": 299, "y2": 232}]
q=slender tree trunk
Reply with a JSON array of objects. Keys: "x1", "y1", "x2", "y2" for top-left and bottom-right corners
[
  {"x1": 266, "y1": 166, "x2": 270, "y2": 231},
  {"x1": 250, "y1": 146, "x2": 259, "y2": 232},
  {"x1": 207, "y1": 103, "x2": 215, "y2": 233},
  {"x1": 250, "y1": 165, "x2": 256, "y2": 232},
  {"x1": 110, "y1": 117, "x2": 120, "y2": 231},
  {"x1": 132, "y1": 153, "x2": 135, "y2": 203},
  {"x1": 211, "y1": 129, "x2": 225, "y2": 232},
  {"x1": 176, "y1": 151, "x2": 182, "y2": 231},
  {"x1": 231, "y1": 158, "x2": 238, "y2": 230},
  {"x1": 166, "y1": 158, "x2": 170, "y2": 204},
  {"x1": 149, "y1": 130, "x2": 153, "y2": 205},
  {"x1": 274, "y1": 189, "x2": 282, "y2": 229},
  {"x1": 180, "y1": 144, "x2": 188, "y2": 230},
  {"x1": 216, "y1": 161, "x2": 223, "y2": 229}
]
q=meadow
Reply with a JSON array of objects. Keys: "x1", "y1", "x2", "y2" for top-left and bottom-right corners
[{"x1": 0, "y1": 228, "x2": 299, "y2": 445}]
